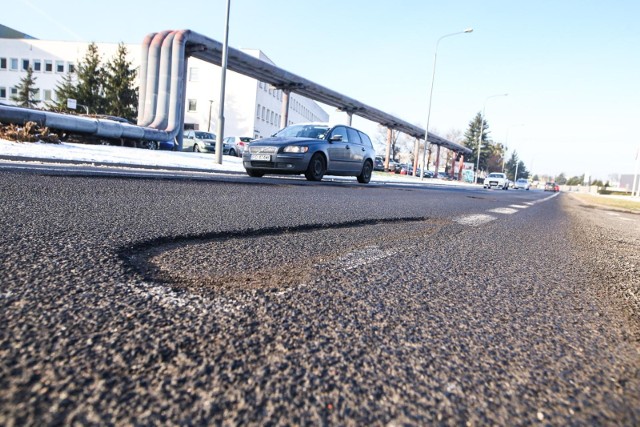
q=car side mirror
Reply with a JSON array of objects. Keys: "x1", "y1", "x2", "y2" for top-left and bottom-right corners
[{"x1": 329, "y1": 135, "x2": 343, "y2": 142}]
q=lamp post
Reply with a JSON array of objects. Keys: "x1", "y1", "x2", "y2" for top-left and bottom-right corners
[
  {"x1": 207, "y1": 100, "x2": 214, "y2": 132},
  {"x1": 474, "y1": 93, "x2": 508, "y2": 183},
  {"x1": 215, "y1": 0, "x2": 231, "y2": 164},
  {"x1": 418, "y1": 28, "x2": 473, "y2": 181}
]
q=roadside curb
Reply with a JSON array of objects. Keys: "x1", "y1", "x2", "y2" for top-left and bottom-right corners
[{"x1": 0, "y1": 155, "x2": 248, "y2": 176}]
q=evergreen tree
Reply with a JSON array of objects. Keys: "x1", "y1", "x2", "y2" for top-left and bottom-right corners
[
  {"x1": 52, "y1": 71, "x2": 77, "y2": 111},
  {"x1": 463, "y1": 112, "x2": 492, "y2": 173},
  {"x1": 75, "y1": 42, "x2": 106, "y2": 114},
  {"x1": 103, "y1": 43, "x2": 138, "y2": 121},
  {"x1": 11, "y1": 67, "x2": 40, "y2": 108},
  {"x1": 505, "y1": 151, "x2": 519, "y2": 181}
]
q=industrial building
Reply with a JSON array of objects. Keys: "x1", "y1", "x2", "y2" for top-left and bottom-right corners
[{"x1": 0, "y1": 24, "x2": 328, "y2": 140}]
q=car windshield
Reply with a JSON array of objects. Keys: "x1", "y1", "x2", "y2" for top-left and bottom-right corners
[
  {"x1": 488, "y1": 173, "x2": 503, "y2": 178},
  {"x1": 195, "y1": 132, "x2": 215, "y2": 140},
  {"x1": 274, "y1": 124, "x2": 329, "y2": 139}
]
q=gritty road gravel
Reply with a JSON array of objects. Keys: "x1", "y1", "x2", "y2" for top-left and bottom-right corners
[{"x1": 1, "y1": 170, "x2": 639, "y2": 426}]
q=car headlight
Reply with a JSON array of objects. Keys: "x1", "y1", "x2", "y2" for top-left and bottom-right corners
[{"x1": 283, "y1": 146, "x2": 309, "y2": 153}]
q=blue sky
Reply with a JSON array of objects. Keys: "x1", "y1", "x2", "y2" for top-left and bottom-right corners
[{"x1": 6, "y1": 0, "x2": 640, "y2": 179}]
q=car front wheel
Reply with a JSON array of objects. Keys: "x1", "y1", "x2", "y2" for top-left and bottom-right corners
[
  {"x1": 148, "y1": 141, "x2": 158, "y2": 150},
  {"x1": 229, "y1": 148, "x2": 236, "y2": 157},
  {"x1": 305, "y1": 153, "x2": 326, "y2": 181},
  {"x1": 357, "y1": 160, "x2": 373, "y2": 184},
  {"x1": 193, "y1": 144, "x2": 200, "y2": 152},
  {"x1": 247, "y1": 169, "x2": 265, "y2": 177}
]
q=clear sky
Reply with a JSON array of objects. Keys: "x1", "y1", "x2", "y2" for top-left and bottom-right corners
[{"x1": 5, "y1": 0, "x2": 639, "y2": 179}]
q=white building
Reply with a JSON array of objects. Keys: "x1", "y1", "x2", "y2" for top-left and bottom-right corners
[{"x1": 0, "y1": 25, "x2": 328, "y2": 139}]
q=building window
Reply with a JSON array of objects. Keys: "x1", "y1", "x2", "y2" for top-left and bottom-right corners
[
  {"x1": 0, "y1": 87, "x2": 6, "y2": 99},
  {"x1": 256, "y1": 104, "x2": 261, "y2": 118},
  {"x1": 188, "y1": 99, "x2": 197, "y2": 112},
  {"x1": 189, "y1": 67, "x2": 199, "y2": 81},
  {"x1": 67, "y1": 62, "x2": 75, "y2": 73},
  {"x1": 44, "y1": 60, "x2": 52, "y2": 72},
  {"x1": 270, "y1": 111, "x2": 274, "y2": 125},
  {"x1": 44, "y1": 89, "x2": 52, "y2": 101},
  {"x1": 10, "y1": 58, "x2": 18, "y2": 70},
  {"x1": 33, "y1": 89, "x2": 41, "y2": 101},
  {"x1": 261, "y1": 106, "x2": 265, "y2": 121},
  {"x1": 22, "y1": 59, "x2": 30, "y2": 71},
  {"x1": 33, "y1": 59, "x2": 41, "y2": 72},
  {"x1": 55, "y1": 61, "x2": 64, "y2": 73},
  {"x1": 10, "y1": 87, "x2": 18, "y2": 97},
  {"x1": 0, "y1": 58, "x2": 6, "y2": 70},
  {"x1": 259, "y1": 82, "x2": 264, "y2": 89}
]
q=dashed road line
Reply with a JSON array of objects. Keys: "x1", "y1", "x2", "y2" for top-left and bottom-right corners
[
  {"x1": 510, "y1": 204, "x2": 529, "y2": 209},
  {"x1": 454, "y1": 214, "x2": 497, "y2": 226},
  {"x1": 488, "y1": 207, "x2": 519, "y2": 214}
]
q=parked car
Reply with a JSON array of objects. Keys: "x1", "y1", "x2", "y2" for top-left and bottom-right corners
[
  {"x1": 400, "y1": 163, "x2": 414, "y2": 175},
  {"x1": 144, "y1": 139, "x2": 176, "y2": 151},
  {"x1": 437, "y1": 172, "x2": 450, "y2": 180},
  {"x1": 387, "y1": 160, "x2": 400, "y2": 173},
  {"x1": 514, "y1": 178, "x2": 531, "y2": 190},
  {"x1": 243, "y1": 123, "x2": 376, "y2": 183},
  {"x1": 374, "y1": 156, "x2": 385, "y2": 171},
  {"x1": 182, "y1": 130, "x2": 216, "y2": 152},
  {"x1": 483, "y1": 172, "x2": 509, "y2": 189},
  {"x1": 223, "y1": 136, "x2": 253, "y2": 157},
  {"x1": 544, "y1": 182, "x2": 560, "y2": 192},
  {"x1": 416, "y1": 168, "x2": 434, "y2": 178}
]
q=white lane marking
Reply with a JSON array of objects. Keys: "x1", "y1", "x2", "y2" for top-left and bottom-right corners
[
  {"x1": 619, "y1": 217, "x2": 632, "y2": 221},
  {"x1": 454, "y1": 214, "x2": 496, "y2": 226},
  {"x1": 488, "y1": 207, "x2": 519, "y2": 214},
  {"x1": 330, "y1": 246, "x2": 399, "y2": 271},
  {"x1": 607, "y1": 212, "x2": 621, "y2": 216},
  {"x1": 528, "y1": 192, "x2": 560, "y2": 205},
  {"x1": 510, "y1": 204, "x2": 529, "y2": 209}
]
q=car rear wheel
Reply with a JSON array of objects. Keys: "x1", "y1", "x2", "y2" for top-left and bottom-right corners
[
  {"x1": 148, "y1": 141, "x2": 158, "y2": 150},
  {"x1": 305, "y1": 153, "x2": 326, "y2": 181},
  {"x1": 357, "y1": 160, "x2": 373, "y2": 184},
  {"x1": 229, "y1": 148, "x2": 236, "y2": 157}
]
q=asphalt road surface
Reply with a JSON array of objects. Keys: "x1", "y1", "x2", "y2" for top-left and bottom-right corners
[{"x1": 1, "y1": 168, "x2": 639, "y2": 425}]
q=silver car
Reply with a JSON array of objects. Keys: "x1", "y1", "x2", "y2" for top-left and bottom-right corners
[
  {"x1": 242, "y1": 123, "x2": 376, "y2": 183},
  {"x1": 514, "y1": 178, "x2": 531, "y2": 190},
  {"x1": 182, "y1": 130, "x2": 216, "y2": 153},
  {"x1": 223, "y1": 136, "x2": 253, "y2": 157}
]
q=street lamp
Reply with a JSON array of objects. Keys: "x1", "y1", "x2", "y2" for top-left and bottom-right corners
[
  {"x1": 215, "y1": 0, "x2": 231, "y2": 164},
  {"x1": 474, "y1": 93, "x2": 508, "y2": 183},
  {"x1": 418, "y1": 28, "x2": 473, "y2": 181}
]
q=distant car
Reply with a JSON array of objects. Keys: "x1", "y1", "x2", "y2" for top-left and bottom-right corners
[
  {"x1": 387, "y1": 160, "x2": 400, "y2": 173},
  {"x1": 483, "y1": 172, "x2": 509, "y2": 189},
  {"x1": 182, "y1": 130, "x2": 216, "y2": 153},
  {"x1": 416, "y1": 168, "x2": 434, "y2": 178},
  {"x1": 514, "y1": 178, "x2": 530, "y2": 190},
  {"x1": 243, "y1": 123, "x2": 376, "y2": 183},
  {"x1": 437, "y1": 172, "x2": 450, "y2": 180},
  {"x1": 374, "y1": 156, "x2": 385, "y2": 171},
  {"x1": 145, "y1": 139, "x2": 176, "y2": 151},
  {"x1": 544, "y1": 182, "x2": 560, "y2": 192},
  {"x1": 223, "y1": 136, "x2": 253, "y2": 157},
  {"x1": 400, "y1": 163, "x2": 414, "y2": 175}
]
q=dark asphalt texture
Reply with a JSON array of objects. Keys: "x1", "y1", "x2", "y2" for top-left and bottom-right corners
[{"x1": 1, "y1": 170, "x2": 639, "y2": 426}]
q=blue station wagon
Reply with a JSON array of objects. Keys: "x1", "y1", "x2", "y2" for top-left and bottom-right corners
[{"x1": 242, "y1": 123, "x2": 376, "y2": 183}]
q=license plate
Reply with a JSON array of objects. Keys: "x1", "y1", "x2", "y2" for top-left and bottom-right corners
[{"x1": 250, "y1": 154, "x2": 271, "y2": 161}]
